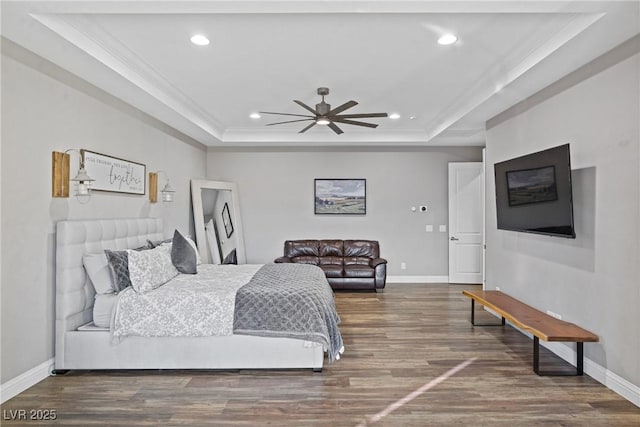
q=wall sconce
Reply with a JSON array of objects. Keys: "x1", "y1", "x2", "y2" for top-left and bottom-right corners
[
  {"x1": 149, "y1": 171, "x2": 175, "y2": 203},
  {"x1": 52, "y1": 149, "x2": 95, "y2": 203}
]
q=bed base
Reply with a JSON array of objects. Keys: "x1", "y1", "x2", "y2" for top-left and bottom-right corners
[
  {"x1": 55, "y1": 218, "x2": 325, "y2": 372},
  {"x1": 58, "y1": 329, "x2": 323, "y2": 371}
]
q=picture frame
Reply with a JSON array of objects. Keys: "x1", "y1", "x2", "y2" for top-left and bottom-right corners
[
  {"x1": 314, "y1": 178, "x2": 366, "y2": 215},
  {"x1": 81, "y1": 150, "x2": 145, "y2": 195},
  {"x1": 222, "y1": 202, "x2": 234, "y2": 238}
]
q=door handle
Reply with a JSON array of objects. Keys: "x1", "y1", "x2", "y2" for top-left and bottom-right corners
[{"x1": 450, "y1": 236, "x2": 459, "y2": 241}]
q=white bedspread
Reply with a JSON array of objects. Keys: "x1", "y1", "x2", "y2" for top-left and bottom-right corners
[{"x1": 111, "y1": 264, "x2": 262, "y2": 340}]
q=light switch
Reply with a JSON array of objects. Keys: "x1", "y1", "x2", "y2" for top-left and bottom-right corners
[
  {"x1": 425, "y1": 225, "x2": 433, "y2": 232},
  {"x1": 439, "y1": 225, "x2": 447, "y2": 232}
]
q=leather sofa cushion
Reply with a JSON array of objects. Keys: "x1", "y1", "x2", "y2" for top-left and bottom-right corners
[
  {"x1": 344, "y1": 256, "x2": 371, "y2": 266},
  {"x1": 344, "y1": 265, "x2": 375, "y2": 278},
  {"x1": 319, "y1": 240, "x2": 343, "y2": 257},
  {"x1": 291, "y1": 256, "x2": 320, "y2": 265},
  {"x1": 286, "y1": 240, "x2": 319, "y2": 257},
  {"x1": 320, "y1": 264, "x2": 344, "y2": 278},
  {"x1": 344, "y1": 240, "x2": 379, "y2": 259},
  {"x1": 320, "y1": 256, "x2": 343, "y2": 266}
]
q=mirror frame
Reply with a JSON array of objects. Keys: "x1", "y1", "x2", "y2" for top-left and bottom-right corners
[{"x1": 191, "y1": 179, "x2": 247, "y2": 264}]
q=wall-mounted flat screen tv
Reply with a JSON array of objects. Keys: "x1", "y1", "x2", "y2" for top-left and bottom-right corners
[{"x1": 494, "y1": 144, "x2": 575, "y2": 238}]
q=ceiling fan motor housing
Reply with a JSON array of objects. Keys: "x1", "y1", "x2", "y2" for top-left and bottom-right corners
[{"x1": 316, "y1": 102, "x2": 331, "y2": 115}]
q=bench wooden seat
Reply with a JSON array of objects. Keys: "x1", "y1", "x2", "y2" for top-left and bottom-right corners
[{"x1": 462, "y1": 290, "x2": 598, "y2": 376}]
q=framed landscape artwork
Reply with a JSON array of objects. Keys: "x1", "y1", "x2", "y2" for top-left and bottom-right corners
[{"x1": 314, "y1": 179, "x2": 366, "y2": 215}]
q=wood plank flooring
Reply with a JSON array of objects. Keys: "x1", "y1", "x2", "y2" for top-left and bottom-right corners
[{"x1": 2, "y1": 283, "x2": 639, "y2": 426}]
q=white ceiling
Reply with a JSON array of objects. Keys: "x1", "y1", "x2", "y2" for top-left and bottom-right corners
[{"x1": 2, "y1": 1, "x2": 639, "y2": 148}]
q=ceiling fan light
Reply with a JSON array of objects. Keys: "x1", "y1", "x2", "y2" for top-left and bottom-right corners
[
  {"x1": 389, "y1": 113, "x2": 401, "y2": 119},
  {"x1": 438, "y1": 34, "x2": 458, "y2": 45},
  {"x1": 316, "y1": 118, "x2": 330, "y2": 125},
  {"x1": 190, "y1": 34, "x2": 210, "y2": 46}
]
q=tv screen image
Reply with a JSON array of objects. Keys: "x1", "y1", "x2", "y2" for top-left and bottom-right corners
[
  {"x1": 506, "y1": 165, "x2": 558, "y2": 207},
  {"x1": 494, "y1": 144, "x2": 575, "y2": 238}
]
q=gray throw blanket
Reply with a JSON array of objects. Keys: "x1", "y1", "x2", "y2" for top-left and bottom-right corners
[{"x1": 233, "y1": 263, "x2": 344, "y2": 362}]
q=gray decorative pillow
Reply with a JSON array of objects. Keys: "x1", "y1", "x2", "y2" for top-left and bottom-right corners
[
  {"x1": 222, "y1": 248, "x2": 237, "y2": 265},
  {"x1": 171, "y1": 229, "x2": 198, "y2": 274},
  {"x1": 104, "y1": 250, "x2": 131, "y2": 292},
  {"x1": 148, "y1": 238, "x2": 171, "y2": 248}
]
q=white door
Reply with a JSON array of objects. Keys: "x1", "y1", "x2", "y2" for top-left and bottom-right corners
[{"x1": 448, "y1": 162, "x2": 484, "y2": 284}]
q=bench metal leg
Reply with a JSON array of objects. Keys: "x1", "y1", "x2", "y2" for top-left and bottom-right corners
[
  {"x1": 470, "y1": 299, "x2": 505, "y2": 326},
  {"x1": 533, "y1": 337, "x2": 584, "y2": 376}
]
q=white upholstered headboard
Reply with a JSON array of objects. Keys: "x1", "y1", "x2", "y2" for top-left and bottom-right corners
[{"x1": 55, "y1": 218, "x2": 163, "y2": 363}]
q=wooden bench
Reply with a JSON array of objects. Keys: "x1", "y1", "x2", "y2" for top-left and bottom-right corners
[{"x1": 462, "y1": 290, "x2": 599, "y2": 376}]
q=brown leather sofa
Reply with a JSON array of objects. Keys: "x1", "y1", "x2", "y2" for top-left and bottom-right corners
[{"x1": 275, "y1": 239, "x2": 387, "y2": 292}]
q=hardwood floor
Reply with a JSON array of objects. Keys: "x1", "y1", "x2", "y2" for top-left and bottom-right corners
[{"x1": 2, "y1": 284, "x2": 638, "y2": 426}]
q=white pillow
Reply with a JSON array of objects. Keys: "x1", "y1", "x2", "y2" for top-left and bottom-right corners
[
  {"x1": 127, "y1": 244, "x2": 179, "y2": 293},
  {"x1": 83, "y1": 253, "x2": 115, "y2": 294},
  {"x1": 187, "y1": 235, "x2": 202, "y2": 265}
]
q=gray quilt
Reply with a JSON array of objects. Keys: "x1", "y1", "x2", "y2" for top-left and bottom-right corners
[{"x1": 233, "y1": 263, "x2": 344, "y2": 362}]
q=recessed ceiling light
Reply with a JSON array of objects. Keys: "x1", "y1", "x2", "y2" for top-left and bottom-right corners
[
  {"x1": 438, "y1": 34, "x2": 458, "y2": 45},
  {"x1": 190, "y1": 34, "x2": 210, "y2": 46},
  {"x1": 409, "y1": 116, "x2": 417, "y2": 120},
  {"x1": 389, "y1": 113, "x2": 401, "y2": 120},
  {"x1": 249, "y1": 113, "x2": 261, "y2": 119}
]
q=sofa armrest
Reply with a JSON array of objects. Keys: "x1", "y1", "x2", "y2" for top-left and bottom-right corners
[
  {"x1": 370, "y1": 257, "x2": 387, "y2": 268},
  {"x1": 372, "y1": 259, "x2": 387, "y2": 290},
  {"x1": 274, "y1": 256, "x2": 292, "y2": 263}
]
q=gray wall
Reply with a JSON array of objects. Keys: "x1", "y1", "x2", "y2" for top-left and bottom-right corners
[
  {"x1": 207, "y1": 147, "x2": 482, "y2": 276},
  {"x1": 1, "y1": 45, "x2": 206, "y2": 383},
  {"x1": 485, "y1": 53, "x2": 639, "y2": 387}
]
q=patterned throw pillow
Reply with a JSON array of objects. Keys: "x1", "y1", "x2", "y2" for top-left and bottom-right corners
[
  {"x1": 104, "y1": 250, "x2": 132, "y2": 292},
  {"x1": 103, "y1": 243, "x2": 155, "y2": 293},
  {"x1": 127, "y1": 244, "x2": 179, "y2": 293}
]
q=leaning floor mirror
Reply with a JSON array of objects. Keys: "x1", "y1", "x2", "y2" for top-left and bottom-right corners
[{"x1": 191, "y1": 179, "x2": 246, "y2": 264}]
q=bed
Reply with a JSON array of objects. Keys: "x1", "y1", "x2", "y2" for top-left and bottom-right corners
[{"x1": 55, "y1": 218, "x2": 341, "y2": 372}]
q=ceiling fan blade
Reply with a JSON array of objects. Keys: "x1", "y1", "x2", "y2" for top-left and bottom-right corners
[
  {"x1": 328, "y1": 100, "x2": 358, "y2": 115},
  {"x1": 265, "y1": 118, "x2": 315, "y2": 126},
  {"x1": 294, "y1": 100, "x2": 318, "y2": 115},
  {"x1": 299, "y1": 122, "x2": 317, "y2": 133},
  {"x1": 260, "y1": 111, "x2": 315, "y2": 118},
  {"x1": 331, "y1": 118, "x2": 379, "y2": 128},
  {"x1": 335, "y1": 112, "x2": 388, "y2": 119},
  {"x1": 327, "y1": 122, "x2": 344, "y2": 135}
]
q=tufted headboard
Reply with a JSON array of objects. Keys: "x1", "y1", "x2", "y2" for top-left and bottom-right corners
[{"x1": 55, "y1": 218, "x2": 163, "y2": 363}]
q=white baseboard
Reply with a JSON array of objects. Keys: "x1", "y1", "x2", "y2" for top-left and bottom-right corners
[
  {"x1": 539, "y1": 340, "x2": 640, "y2": 407},
  {"x1": 488, "y1": 314, "x2": 640, "y2": 407},
  {"x1": 0, "y1": 358, "x2": 53, "y2": 403},
  {"x1": 387, "y1": 275, "x2": 449, "y2": 283}
]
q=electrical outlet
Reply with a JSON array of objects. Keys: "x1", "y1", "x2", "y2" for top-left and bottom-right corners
[
  {"x1": 546, "y1": 310, "x2": 562, "y2": 320},
  {"x1": 400, "y1": 262, "x2": 407, "y2": 270},
  {"x1": 495, "y1": 286, "x2": 500, "y2": 291}
]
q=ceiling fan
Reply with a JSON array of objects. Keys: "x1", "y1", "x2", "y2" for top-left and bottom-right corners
[{"x1": 260, "y1": 87, "x2": 388, "y2": 134}]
